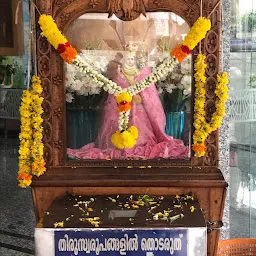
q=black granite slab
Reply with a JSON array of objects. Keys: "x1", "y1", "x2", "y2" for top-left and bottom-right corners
[{"x1": 42, "y1": 194, "x2": 205, "y2": 229}]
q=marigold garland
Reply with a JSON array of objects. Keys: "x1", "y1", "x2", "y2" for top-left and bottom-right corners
[
  {"x1": 17, "y1": 76, "x2": 45, "y2": 187},
  {"x1": 38, "y1": 14, "x2": 211, "y2": 149},
  {"x1": 183, "y1": 17, "x2": 211, "y2": 50},
  {"x1": 31, "y1": 76, "x2": 46, "y2": 177},
  {"x1": 193, "y1": 54, "x2": 229, "y2": 157},
  {"x1": 59, "y1": 45, "x2": 78, "y2": 64},
  {"x1": 116, "y1": 92, "x2": 132, "y2": 103},
  {"x1": 18, "y1": 90, "x2": 33, "y2": 188},
  {"x1": 38, "y1": 14, "x2": 67, "y2": 49},
  {"x1": 171, "y1": 17, "x2": 211, "y2": 62},
  {"x1": 171, "y1": 45, "x2": 189, "y2": 62},
  {"x1": 116, "y1": 92, "x2": 132, "y2": 112},
  {"x1": 111, "y1": 126, "x2": 138, "y2": 149},
  {"x1": 117, "y1": 102, "x2": 131, "y2": 112},
  {"x1": 38, "y1": 15, "x2": 77, "y2": 63}
]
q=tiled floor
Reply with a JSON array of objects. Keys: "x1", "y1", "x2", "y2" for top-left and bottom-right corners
[
  {"x1": 0, "y1": 137, "x2": 255, "y2": 255},
  {"x1": 230, "y1": 207, "x2": 256, "y2": 237},
  {"x1": 0, "y1": 138, "x2": 35, "y2": 255}
]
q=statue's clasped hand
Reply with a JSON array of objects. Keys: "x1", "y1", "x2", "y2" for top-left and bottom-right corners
[{"x1": 133, "y1": 94, "x2": 142, "y2": 105}]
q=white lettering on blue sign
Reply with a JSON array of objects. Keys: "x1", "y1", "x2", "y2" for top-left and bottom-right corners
[
  {"x1": 141, "y1": 237, "x2": 182, "y2": 255},
  {"x1": 55, "y1": 229, "x2": 187, "y2": 256},
  {"x1": 58, "y1": 233, "x2": 139, "y2": 255}
]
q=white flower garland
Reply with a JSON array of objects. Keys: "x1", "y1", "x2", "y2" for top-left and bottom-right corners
[
  {"x1": 118, "y1": 110, "x2": 130, "y2": 131},
  {"x1": 71, "y1": 54, "x2": 179, "y2": 130}
]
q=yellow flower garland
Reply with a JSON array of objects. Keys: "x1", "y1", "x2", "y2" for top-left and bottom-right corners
[
  {"x1": 111, "y1": 126, "x2": 138, "y2": 149},
  {"x1": 38, "y1": 15, "x2": 77, "y2": 64},
  {"x1": 171, "y1": 17, "x2": 211, "y2": 62},
  {"x1": 17, "y1": 76, "x2": 45, "y2": 187},
  {"x1": 31, "y1": 76, "x2": 46, "y2": 177},
  {"x1": 38, "y1": 14, "x2": 67, "y2": 49},
  {"x1": 183, "y1": 17, "x2": 211, "y2": 50},
  {"x1": 116, "y1": 92, "x2": 132, "y2": 103},
  {"x1": 193, "y1": 54, "x2": 229, "y2": 157},
  {"x1": 18, "y1": 90, "x2": 33, "y2": 187}
]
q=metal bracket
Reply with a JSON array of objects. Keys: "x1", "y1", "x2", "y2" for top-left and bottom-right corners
[{"x1": 207, "y1": 220, "x2": 223, "y2": 233}]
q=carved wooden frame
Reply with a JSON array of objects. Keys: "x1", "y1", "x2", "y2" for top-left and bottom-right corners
[{"x1": 36, "y1": 0, "x2": 221, "y2": 169}]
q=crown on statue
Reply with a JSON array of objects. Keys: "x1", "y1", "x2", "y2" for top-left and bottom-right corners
[{"x1": 125, "y1": 42, "x2": 139, "y2": 52}]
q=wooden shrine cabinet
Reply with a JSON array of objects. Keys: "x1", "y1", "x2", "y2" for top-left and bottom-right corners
[{"x1": 32, "y1": 0, "x2": 227, "y2": 256}]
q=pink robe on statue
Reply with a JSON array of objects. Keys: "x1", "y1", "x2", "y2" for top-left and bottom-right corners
[{"x1": 67, "y1": 67, "x2": 189, "y2": 159}]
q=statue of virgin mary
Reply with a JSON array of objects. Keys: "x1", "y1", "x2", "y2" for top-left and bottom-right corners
[{"x1": 67, "y1": 50, "x2": 189, "y2": 159}]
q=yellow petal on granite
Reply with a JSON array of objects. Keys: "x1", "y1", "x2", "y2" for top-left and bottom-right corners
[
  {"x1": 54, "y1": 221, "x2": 64, "y2": 228},
  {"x1": 190, "y1": 206, "x2": 196, "y2": 212},
  {"x1": 79, "y1": 207, "x2": 86, "y2": 213}
]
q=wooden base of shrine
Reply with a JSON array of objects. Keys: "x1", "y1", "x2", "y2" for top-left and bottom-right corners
[{"x1": 32, "y1": 166, "x2": 227, "y2": 256}]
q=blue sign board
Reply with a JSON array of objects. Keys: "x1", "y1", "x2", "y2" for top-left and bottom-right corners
[{"x1": 55, "y1": 229, "x2": 187, "y2": 256}]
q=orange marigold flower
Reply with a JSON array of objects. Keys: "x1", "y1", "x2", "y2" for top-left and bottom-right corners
[
  {"x1": 60, "y1": 45, "x2": 78, "y2": 64},
  {"x1": 39, "y1": 160, "x2": 46, "y2": 168},
  {"x1": 171, "y1": 44, "x2": 188, "y2": 62},
  {"x1": 17, "y1": 172, "x2": 32, "y2": 181},
  {"x1": 192, "y1": 144, "x2": 206, "y2": 152},
  {"x1": 32, "y1": 163, "x2": 37, "y2": 172},
  {"x1": 117, "y1": 102, "x2": 131, "y2": 112}
]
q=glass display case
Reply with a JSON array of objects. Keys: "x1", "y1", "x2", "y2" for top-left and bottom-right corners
[{"x1": 64, "y1": 13, "x2": 191, "y2": 160}]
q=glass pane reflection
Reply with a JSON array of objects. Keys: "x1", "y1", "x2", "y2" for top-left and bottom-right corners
[{"x1": 229, "y1": 0, "x2": 256, "y2": 238}]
